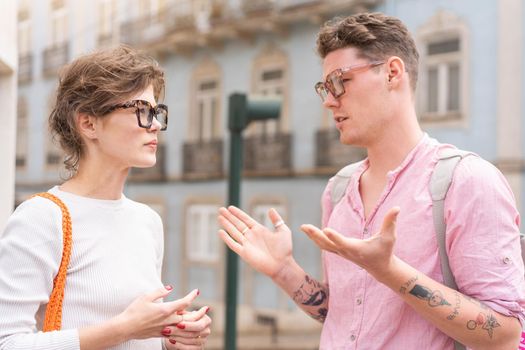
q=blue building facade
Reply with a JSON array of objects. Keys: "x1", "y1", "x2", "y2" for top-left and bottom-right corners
[{"x1": 14, "y1": 0, "x2": 524, "y2": 347}]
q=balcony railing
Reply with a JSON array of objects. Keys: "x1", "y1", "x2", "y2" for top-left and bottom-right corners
[
  {"x1": 183, "y1": 139, "x2": 223, "y2": 180},
  {"x1": 120, "y1": 0, "x2": 227, "y2": 47},
  {"x1": 117, "y1": 0, "x2": 380, "y2": 52},
  {"x1": 244, "y1": 132, "x2": 292, "y2": 176},
  {"x1": 42, "y1": 42, "x2": 69, "y2": 77},
  {"x1": 315, "y1": 129, "x2": 366, "y2": 172},
  {"x1": 129, "y1": 144, "x2": 167, "y2": 181},
  {"x1": 240, "y1": 0, "x2": 275, "y2": 15},
  {"x1": 18, "y1": 54, "x2": 33, "y2": 84}
]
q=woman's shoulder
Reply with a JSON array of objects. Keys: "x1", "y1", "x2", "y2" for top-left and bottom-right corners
[
  {"x1": 2, "y1": 192, "x2": 63, "y2": 251},
  {"x1": 13, "y1": 192, "x2": 63, "y2": 221}
]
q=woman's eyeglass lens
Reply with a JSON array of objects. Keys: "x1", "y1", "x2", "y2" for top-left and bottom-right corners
[{"x1": 107, "y1": 100, "x2": 168, "y2": 131}]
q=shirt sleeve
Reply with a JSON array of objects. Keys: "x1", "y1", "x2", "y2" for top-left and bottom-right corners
[
  {"x1": 0, "y1": 197, "x2": 80, "y2": 350},
  {"x1": 444, "y1": 155, "x2": 525, "y2": 324},
  {"x1": 321, "y1": 178, "x2": 335, "y2": 286}
]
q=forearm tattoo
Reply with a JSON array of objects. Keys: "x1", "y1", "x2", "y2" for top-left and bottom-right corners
[
  {"x1": 464, "y1": 295, "x2": 500, "y2": 338},
  {"x1": 399, "y1": 275, "x2": 418, "y2": 294},
  {"x1": 292, "y1": 275, "x2": 328, "y2": 322},
  {"x1": 409, "y1": 284, "x2": 451, "y2": 307},
  {"x1": 446, "y1": 291, "x2": 461, "y2": 320},
  {"x1": 400, "y1": 278, "x2": 502, "y2": 339}
]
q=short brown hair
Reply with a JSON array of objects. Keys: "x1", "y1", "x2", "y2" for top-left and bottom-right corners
[
  {"x1": 316, "y1": 12, "x2": 419, "y2": 91},
  {"x1": 49, "y1": 45, "x2": 165, "y2": 173}
]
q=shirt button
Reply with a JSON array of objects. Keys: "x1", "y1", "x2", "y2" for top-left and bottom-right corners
[
  {"x1": 350, "y1": 335, "x2": 356, "y2": 341},
  {"x1": 363, "y1": 228, "x2": 368, "y2": 235},
  {"x1": 503, "y1": 257, "x2": 511, "y2": 264},
  {"x1": 356, "y1": 298, "x2": 362, "y2": 305}
]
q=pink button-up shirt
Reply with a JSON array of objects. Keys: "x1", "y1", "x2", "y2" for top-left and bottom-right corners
[{"x1": 320, "y1": 134, "x2": 525, "y2": 349}]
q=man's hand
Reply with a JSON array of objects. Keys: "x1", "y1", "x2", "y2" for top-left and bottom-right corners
[
  {"x1": 218, "y1": 205, "x2": 293, "y2": 279},
  {"x1": 300, "y1": 207, "x2": 400, "y2": 279}
]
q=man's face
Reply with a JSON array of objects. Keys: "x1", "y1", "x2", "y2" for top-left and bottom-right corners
[{"x1": 321, "y1": 47, "x2": 390, "y2": 147}]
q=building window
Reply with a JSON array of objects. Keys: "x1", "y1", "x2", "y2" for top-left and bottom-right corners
[
  {"x1": 250, "y1": 44, "x2": 288, "y2": 136},
  {"x1": 46, "y1": 94, "x2": 62, "y2": 169},
  {"x1": 50, "y1": 0, "x2": 68, "y2": 46},
  {"x1": 97, "y1": 0, "x2": 116, "y2": 45},
  {"x1": 18, "y1": 8, "x2": 31, "y2": 55},
  {"x1": 195, "y1": 79, "x2": 219, "y2": 141},
  {"x1": 424, "y1": 38, "x2": 461, "y2": 115},
  {"x1": 16, "y1": 98, "x2": 28, "y2": 169},
  {"x1": 189, "y1": 60, "x2": 222, "y2": 142},
  {"x1": 417, "y1": 10, "x2": 469, "y2": 124},
  {"x1": 186, "y1": 204, "x2": 220, "y2": 262}
]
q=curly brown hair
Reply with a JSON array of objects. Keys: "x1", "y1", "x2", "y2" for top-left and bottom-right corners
[
  {"x1": 316, "y1": 12, "x2": 419, "y2": 91},
  {"x1": 48, "y1": 45, "x2": 165, "y2": 174}
]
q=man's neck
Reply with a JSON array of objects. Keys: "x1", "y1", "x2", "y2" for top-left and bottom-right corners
[{"x1": 366, "y1": 124, "x2": 424, "y2": 177}]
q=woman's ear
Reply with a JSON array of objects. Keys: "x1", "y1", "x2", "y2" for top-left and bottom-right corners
[{"x1": 76, "y1": 113, "x2": 98, "y2": 140}]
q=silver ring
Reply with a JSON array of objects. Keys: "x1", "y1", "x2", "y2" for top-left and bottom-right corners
[
  {"x1": 274, "y1": 220, "x2": 285, "y2": 228},
  {"x1": 241, "y1": 227, "x2": 249, "y2": 235}
]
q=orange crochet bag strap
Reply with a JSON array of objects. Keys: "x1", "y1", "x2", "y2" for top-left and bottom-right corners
[{"x1": 32, "y1": 192, "x2": 73, "y2": 332}]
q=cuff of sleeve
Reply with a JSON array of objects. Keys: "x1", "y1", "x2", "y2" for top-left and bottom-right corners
[{"x1": 484, "y1": 300, "x2": 525, "y2": 328}]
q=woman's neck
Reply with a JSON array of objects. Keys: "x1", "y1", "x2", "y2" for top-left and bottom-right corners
[{"x1": 59, "y1": 161, "x2": 129, "y2": 200}]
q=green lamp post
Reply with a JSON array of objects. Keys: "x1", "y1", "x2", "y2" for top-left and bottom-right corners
[{"x1": 225, "y1": 93, "x2": 281, "y2": 350}]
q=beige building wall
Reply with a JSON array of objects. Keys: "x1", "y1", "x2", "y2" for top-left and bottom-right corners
[
  {"x1": 0, "y1": 1, "x2": 18, "y2": 229},
  {"x1": 497, "y1": 0, "x2": 523, "y2": 213}
]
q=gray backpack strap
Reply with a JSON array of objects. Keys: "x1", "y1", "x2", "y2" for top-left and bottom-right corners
[
  {"x1": 430, "y1": 148, "x2": 472, "y2": 350},
  {"x1": 330, "y1": 160, "x2": 365, "y2": 207}
]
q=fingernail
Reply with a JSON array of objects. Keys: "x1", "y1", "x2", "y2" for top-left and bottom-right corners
[
  {"x1": 176, "y1": 324, "x2": 186, "y2": 329},
  {"x1": 176, "y1": 310, "x2": 184, "y2": 315},
  {"x1": 165, "y1": 285, "x2": 173, "y2": 291},
  {"x1": 169, "y1": 339, "x2": 176, "y2": 344},
  {"x1": 161, "y1": 327, "x2": 171, "y2": 335},
  {"x1": 206, "y1": 306, "x2": 210, "y2": 313}
]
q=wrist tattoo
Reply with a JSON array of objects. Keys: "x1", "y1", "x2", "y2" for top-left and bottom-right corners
[
  {"x1": 292, "y1": 275, "x2": 329, "y2": 322},
  {"x1": 399, "y1": 275, "x2": 418, "y2": 294},
  {"x1": 409, "y1": 284, "x2": 451, "y2": 307}
]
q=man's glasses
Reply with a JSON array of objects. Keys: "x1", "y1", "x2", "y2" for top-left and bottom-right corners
[
  {"x1": 315, "y1": 61, "x2": 385, "y2": 102},
  {"x1": 107, "y1": 99, "x2": 168, "y2": 131}
]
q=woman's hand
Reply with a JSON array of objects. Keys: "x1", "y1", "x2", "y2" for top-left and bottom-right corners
[
  {"x1": 218, "y1": 205, "x2": 294, "y2": 279},
  {"x1": 116, "y1": 286, "x2": 200, "y2": 341},
  {"x1": 162, "y1": 306, "x2": 212, "y2": 349}
]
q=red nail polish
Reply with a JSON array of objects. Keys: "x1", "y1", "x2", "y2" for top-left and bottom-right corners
[
  {"x1": 176, "y1": 310, "x2": 184, "y2": 315},
  {"x1": 165, "y1": 285, "x2": 173, "y2": 291},
  {"x1": 206, "y1": 306, "x2": 210, "y2": 313},
  {"x1": 176, "y1": 324, "x2": 186, "y2": 329},
  {"x1": 161, "y1": 327, "x2": 171, "y2": 335},
  {"x1": 169, "y1": 339, "x2": 176, "y2": 344},
  {"x1": 197, "y1": 289, "x2": 200, "y2": 296}
]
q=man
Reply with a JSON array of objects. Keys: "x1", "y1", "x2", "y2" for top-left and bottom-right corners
[{"x1": 218, "y1": 13, "x2": 525, "y2": 349}]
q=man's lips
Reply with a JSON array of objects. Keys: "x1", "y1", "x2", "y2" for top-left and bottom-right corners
[
  {"x1": 145, "y1": 140, "x2": 158, "y2": 146},
  {"x1": 334, "y1": 116, "x2": 349, "y2": 123}
]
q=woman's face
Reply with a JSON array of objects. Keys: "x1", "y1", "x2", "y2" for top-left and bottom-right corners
[{"x1": 91, "y1": 84, "x2": 162, "y2": 170}]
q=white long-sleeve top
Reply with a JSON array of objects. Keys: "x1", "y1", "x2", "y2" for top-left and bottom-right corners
[{"x1": 0, "y1": 186, "x2": 165, "y2": 350}]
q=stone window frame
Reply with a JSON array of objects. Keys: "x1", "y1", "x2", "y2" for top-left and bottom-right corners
[{"x1": 416, "y1": 10, "x2": 470, "y2": 127}]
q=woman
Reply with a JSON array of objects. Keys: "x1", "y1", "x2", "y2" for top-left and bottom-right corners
[{"x1": 0, "y1": 45, "x2": 211, "y2": 349}]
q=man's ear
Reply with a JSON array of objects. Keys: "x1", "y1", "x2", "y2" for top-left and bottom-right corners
[
  {"x1": 76, "y1": 113, "x2": 98, "y2": 140},
  {"x1": 385, "y1": 56, "x2": 406, "y2": 88}
]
